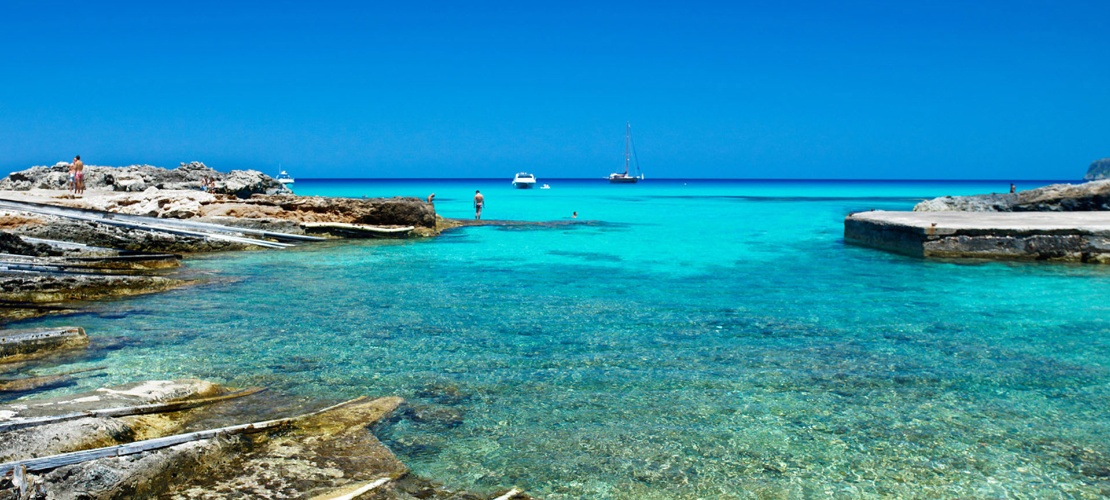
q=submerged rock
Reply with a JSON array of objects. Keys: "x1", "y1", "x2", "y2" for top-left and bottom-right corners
[{"x1": 0, "y1": 272, "x2": 187, "y2": 323}]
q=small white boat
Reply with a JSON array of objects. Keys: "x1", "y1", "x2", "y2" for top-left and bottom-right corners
[
  {"x1": 540, "y1": 184, "x2": 551, "y2": 189},
  {"x1": 609, "y1": 122, "x2": 644, "y2": 184},
  {"x1": 512, "y1": 172, "x2": 537, "y2": 189},
  {"x1": 276, "y1": 171, "x2": 295, "y2": 185}
]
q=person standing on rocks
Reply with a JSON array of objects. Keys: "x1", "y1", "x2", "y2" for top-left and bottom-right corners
[
  {"x1": 73, "y1": 155, "x2": 85, "y2": 195},
  {"x1": 67, "y1": 161, "x2": 76, "y2": 193},
  {"x1": 473, "y1": 190, "x2": 484, "y2": 220}
]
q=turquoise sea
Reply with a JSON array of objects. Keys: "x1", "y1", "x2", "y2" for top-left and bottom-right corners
[{"x1": 8, "y1": 179, "x2": 1110, "y2": 498}]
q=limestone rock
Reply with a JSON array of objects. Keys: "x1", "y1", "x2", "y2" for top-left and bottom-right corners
[
  {"x1": 214, "y1": 169, "x2": 283, "y2": 198},
  {"x1": 914, "y1": 180, "x2": 1110, "y2": 212},
  {"x1": 0, "y1": 162, "x2": 284, "y2": 198},
  {"x1": 1085, "y1": 158, "x2": 1110, "y2": 180},
  {"x1": 0, "y1": 231, "x2": 61, "y2": 257},
  {"x1": 0, "y1": 380, "x2": 222, "y2": 463}
]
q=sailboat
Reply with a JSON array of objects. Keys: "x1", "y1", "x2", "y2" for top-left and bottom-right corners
[{"x1": 608, "y1": 122, "x2": 644, "y2": 183}]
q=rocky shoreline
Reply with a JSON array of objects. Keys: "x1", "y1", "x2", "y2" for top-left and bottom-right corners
[
  {"x1": 845, "y1": 178, "x2": 1110, "y2": 262},
  {"x1": 0, "y1": 162, "x2": 442, "y2": 324},
  {"x1": 0, "y1": 163, "x2": 532, "y2": 499}
]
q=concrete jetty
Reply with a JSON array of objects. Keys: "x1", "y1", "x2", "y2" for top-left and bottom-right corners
[{"x1": 844, "y1": 210, "x2": 1110, "y2": 263}]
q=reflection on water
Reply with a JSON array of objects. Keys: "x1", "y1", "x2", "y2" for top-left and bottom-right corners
[{"x1": 9, "y1": 180, "x2": 1110, "y2": 498}]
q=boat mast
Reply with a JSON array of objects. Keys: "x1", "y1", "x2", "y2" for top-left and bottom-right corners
[{"x1": 624, "y1": 122, "x2": 631, "y2": 176}]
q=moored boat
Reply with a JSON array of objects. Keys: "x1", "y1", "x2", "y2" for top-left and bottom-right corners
[
  {"x1": 512, "y1": 172, "x2": 537, "y2": 189},
  {"x1": 276, "y1": 171, "x2": 295, "y2": 186},
  {"x1": 609, "y1": 122, "x2": 644, "y2": 183}
]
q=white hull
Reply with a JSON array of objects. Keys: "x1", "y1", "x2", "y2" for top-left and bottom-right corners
[{"x1": 512, "y1": 172, "x2": 537, "y2": 189}]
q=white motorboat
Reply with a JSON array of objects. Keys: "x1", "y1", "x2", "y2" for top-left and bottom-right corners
[
  {"x1": 512, "y1": 172, "x2": 537, "y2": 189},
  {"x1": 276, "y1": 170, "x2": 295, "y2": 185}
]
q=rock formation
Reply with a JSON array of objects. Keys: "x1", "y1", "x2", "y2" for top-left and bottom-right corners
[
  {"x1": 0, "y1": 231, "x2": 60, "y2": 257},
  {"x1": 0, "y1": 162, "x2": 285, "y2": 198},
  {"x1": 914, "y1": 179, "x2": 1110, "y2": 212},
  {"x1": 1085, "y1": 158, "x2": 1110, "y2": 180}
]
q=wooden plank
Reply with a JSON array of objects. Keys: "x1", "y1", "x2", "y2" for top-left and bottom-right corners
[
  {"x1": 492, "y1": 488, "x2": 523, "y2": 500},
  {"x1": 0, "y1": 396, "x2": 367, "y2": 475},
  {"x1": 0, "y1": 386, "x2": 265, "y2": 432},
  {"x1": 0, "y1": 411, "x2": 288, "y2": 475},
  {"x1": 309, "y1": 476, "x2": 393, "y2": 500}
]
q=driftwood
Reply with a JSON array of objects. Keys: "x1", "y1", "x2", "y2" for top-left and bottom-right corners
[
  {"x1": 0, "y1": 386, "x2": 264, "y2": 432},
  {"x1": 0, "y1": 396, "x2": 365, "y2": 476},
  {"x1": 308, "y1": 476, "x2": 395, "y2": 500},
  {"x1": 0, "y1": 366, "x2": 105, "y2": 393},
  {"x1": 492, "y1": 488, "x2": 524, "y2": 500}
]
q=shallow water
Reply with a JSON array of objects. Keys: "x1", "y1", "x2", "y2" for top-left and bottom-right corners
[{"x1": 10, "y1": 179, "x2": 1110, "y2": 498}]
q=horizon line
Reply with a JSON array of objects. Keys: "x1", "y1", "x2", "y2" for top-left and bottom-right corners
[{"x1": 289, "y1": 177, "x2": 1080, "y2": 183}]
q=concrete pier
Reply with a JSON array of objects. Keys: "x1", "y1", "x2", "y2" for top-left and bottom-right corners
[{"x1": 844, "y1": 211, "x2": 1110, "y2": 263}]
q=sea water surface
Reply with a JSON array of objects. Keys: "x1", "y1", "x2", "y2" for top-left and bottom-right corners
[{"x1": 9, "y1": 179, "x2": 1110, "y2": 498}]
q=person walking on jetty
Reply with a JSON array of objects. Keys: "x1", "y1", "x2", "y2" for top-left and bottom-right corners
[
  {"x1": 473, "y1": 190, "x2": 484, "y2": 219},
  {"x1": 72, "y1": 155, "x2": 85, "y2": 195}
]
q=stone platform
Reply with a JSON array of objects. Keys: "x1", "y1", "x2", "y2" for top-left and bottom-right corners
[{"x1": 844, "y1": 210, "x2": 1110, "y2": 263}]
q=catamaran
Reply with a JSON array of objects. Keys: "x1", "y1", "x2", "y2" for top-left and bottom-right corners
[{"x1": 609, "y1": 122, "x2": 644, "y2": 183}]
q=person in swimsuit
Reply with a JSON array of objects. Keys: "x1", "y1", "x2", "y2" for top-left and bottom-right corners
[
  {"x1": 67, "y1": 161, "x2": 76, "y2": 193},
  {"x1": 474, "y1": 190, "x2": 484, "y2": 220},
  {"x1": 73, "y1": 155, "x2": 85, "y2": 195}
]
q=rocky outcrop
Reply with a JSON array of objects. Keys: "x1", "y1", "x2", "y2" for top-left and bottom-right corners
[
  {"x1": 0, "y1": 162, "x2": 284, "y2": 198},
  {"x1": 914, "y1": 180, "x2": 1110, "y2": 212},
  {"x1": 0, "y1": 380, "x2": 222, "y2": 462},
  {"x1": 8, "y1": 213, "x2": 248, "y2": 254},
  {"x1": 248, "y1": 194, "x2": 438, "y2": 228},
  {"x1": 0, "y1": 327, "x2": 87, "y2": 364},
  {"x1": 1085, "y1": 158, "x2": 1110, "y2": 180},
  {"x1": 0, "y1": 272, "x2": 185, "y2": 309},
  {"x1": 0, "y1": 231, "x2": 61, "y2": 257},
  {"x1": 0, "y1": 381, "x2": 527, "y2": 499}
]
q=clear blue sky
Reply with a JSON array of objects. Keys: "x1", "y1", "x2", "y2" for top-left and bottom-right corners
[{"x1": 2, "y1": 0, "x2": 1107, "y2": 179}]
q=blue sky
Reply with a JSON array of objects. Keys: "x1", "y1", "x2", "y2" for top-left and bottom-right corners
[{"x1": 2, "y1": 1, "x2": 1107, "y2": 179}]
